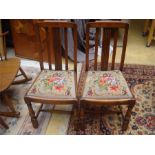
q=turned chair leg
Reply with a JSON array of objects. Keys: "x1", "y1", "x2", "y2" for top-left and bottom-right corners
[
  {"x1": 0, "y1": 116, "x2": 9, "y2": 129},
  {"x1": 73, "y1": 102, "x2": 79, "y2": 133},
  {"x1": 80, "y1": 103, "x2": 86, "y2": 134},
  {"x1": 25, "y1": 100, "x2": 38, "y2": 128},
  {"x1": 122, "y1": 102, "x2": 135, "y2": 131}
]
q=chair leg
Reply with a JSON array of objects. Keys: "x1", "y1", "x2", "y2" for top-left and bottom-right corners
[
  {"x1": 26, "y1": 100, "x2": 38, "y2": 128},
  {"x1": 0, "y1": 116, "x2": 9, "y2": 129},
  {"x1": 146, "y1": 20, "x2": 155, "y2": 47},
  {"x1": 13, "y1": 67, "x2": 32, "y2": 84},
  {"x1": 73, "y1": 103, "x2": 78, "y2": 132},
  {"x1": 122, "y1": 102, "x2": 135, "y2": 131},
  {"x1": 3, "y1": 92, "x2": 20, "y2": 117},
  {"x1": 80, "y1": 103, "x2": 86, "y2": 134},
  {"x1": 142, "y1": 19, "x2": 150, "y2": 36}
]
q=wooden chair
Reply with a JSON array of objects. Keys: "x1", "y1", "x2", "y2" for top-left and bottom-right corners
[
  {"x1": 0, "y1": 31, "x2": 32, "y2": 129},
  {"x1": 143, "y1": 19, "x2": 155, "y2": 47},
  {"x1": 24, "y1": 21, "x2": 78, "y2": 128},
  {"x1": 79, "y1": 21, "x2": 136, "y2": 132}
]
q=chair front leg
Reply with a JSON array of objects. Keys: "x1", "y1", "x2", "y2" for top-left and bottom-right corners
[
  {"x1": 122, "y1": 101, "x2": 135, "y2": 131},
  {"x1": 25, "y1": 100, "x2": 38, "y2": 128}
]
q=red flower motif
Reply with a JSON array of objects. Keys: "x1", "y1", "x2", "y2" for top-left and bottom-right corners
[
  {"x1": 110, "y1": 85, "x2": 119, "y2": 91},
  {"x1": 54, "y1": 84, "x2": 64, "y2": 92},
  {"x1": 99, "y1": 77, "x2": 109, "y2": 86},
  {"x1": 48, "y1": 76, "x2": 61, "y2": 84}
]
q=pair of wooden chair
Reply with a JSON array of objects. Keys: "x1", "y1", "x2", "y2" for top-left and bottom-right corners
[
  {"x1": 24, "y1": 20, "x2": 135, "y2": 132},
  {"x1": 0, "y1": 31, "x2": 32, "y2": 129}
]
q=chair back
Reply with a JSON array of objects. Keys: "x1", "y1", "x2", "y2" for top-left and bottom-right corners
[
  {"x1": 85, "y1": 21, "x2": 129, "y2": 71},
  {"x1": 35, "y1": 20, "x2": 77, "y2": 72},
  {"x1": 0, "y1": 31, "x2": 8, "y2": 61}
]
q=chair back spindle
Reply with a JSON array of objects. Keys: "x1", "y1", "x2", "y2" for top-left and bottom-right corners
[
  {"x1": 36, "y1": 21, "x2": 77, "y2": 72},
  {"x1": 86, "y1": 21, "x2": 129, "y2": 71}
]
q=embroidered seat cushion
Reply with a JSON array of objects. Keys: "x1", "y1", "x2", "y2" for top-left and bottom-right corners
[
  {"x1": 27, "y1": 70, "x2": 76, "y2": 99},
  {"x1": 82, "y1": 70, "x2": 133, "y2": 99}
]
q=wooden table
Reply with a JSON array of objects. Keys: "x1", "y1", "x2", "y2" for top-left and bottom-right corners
[{"x1": 0, "y1": 58, "x2": 20, "y2": 120}]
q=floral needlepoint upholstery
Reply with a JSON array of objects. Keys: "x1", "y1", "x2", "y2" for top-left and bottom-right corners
[
  {"x1": 82, "y1": 70, "x2": 133, "y2": 99},
  {"x1": 28, "y1": 70, "x2": 76, "y2": 99}
]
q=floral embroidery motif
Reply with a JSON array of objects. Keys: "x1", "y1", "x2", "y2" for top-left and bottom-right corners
[
  {"x1": 83, "y1": 70, "x2": 132, "y2": 99},
  {"x1": 136, "y1": 114, "x2": 155, "y2": 132},
  {"x1": 28, "y1": 70, "x2": 75, "y2": 98}
]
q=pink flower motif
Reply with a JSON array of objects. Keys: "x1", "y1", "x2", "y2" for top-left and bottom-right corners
[
  {"x1": 136, "y1": 116, "x2": 146, "y2": 126},
  {"x1": 48, "y1": 76, "x2": 61, "y2": 84},
  {"x1": 145, "y1": 115, "x2": 155, "y2": 131},
  {"x1": 87, "y1": 89, "x2": 93, "y2": 96},
  {"x1": 31, "y1": 88, "x2": 36, "y2": 94}
]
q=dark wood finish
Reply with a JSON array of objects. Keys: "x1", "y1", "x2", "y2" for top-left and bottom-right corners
[
  {"x1": 64, "y1": 28, "x2": 68, "y2": 70},
  {"x1": 26, "y1": 101, "x2": 38, "y2": 128},
  {"x1": 80, "y1": 21, "x2": 135, "y2": 132},
  {"x1": 24, "y1": 21, "x2": 78, "y2": 129},
  {"x1": 86, "y1": 20, "x2": 129, "y2": 71},
  {"x1": 111, "y1": 28, "x2": 118, "y2": 70},
  {"x1": 0, "y1": 116, "x2": 9, "y2": 129},
  {"x1": 10, "y1": 20, "x2": 56, "y2": 63},
  {"x1": 0, "y1": 31, "x2": 32, "y2": 129},
  {"x1": 94, "y1": 28, "x2": 99, "y2": 70},
  {"x1": 10, "y1": 20, "x2": 39, "y2": 60},
  {"x1": 101, "y1": 28, "x2": 111, "y2": 70}
]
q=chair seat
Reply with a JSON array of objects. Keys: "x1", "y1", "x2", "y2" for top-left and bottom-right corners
[
  {"x1": 27, "y1": 70, "x2": 76, "y2": 99},
  {"x1": 82, "y1": 70, "x2": 133, "y2": 99}
]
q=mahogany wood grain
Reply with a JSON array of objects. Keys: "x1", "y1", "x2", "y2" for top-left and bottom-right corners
[
  {"x1": 85, "y1": 20, "x2": 129, "y2": 71},
  {"x1": 24, "y1": 21, "x2": 78, "y2": 129},
  {"x1": 111, "y1": 28, "x2": 118, "y2": 70},
  {"x1": 94, "y1": 28, "x2": 99, "y2": 70},
  {"x1": 80, "y1": 21, "x2": 135, "y2": 132},
  {"x1": 64, "y1": 28, "x2": 68, "y2": 70}
]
